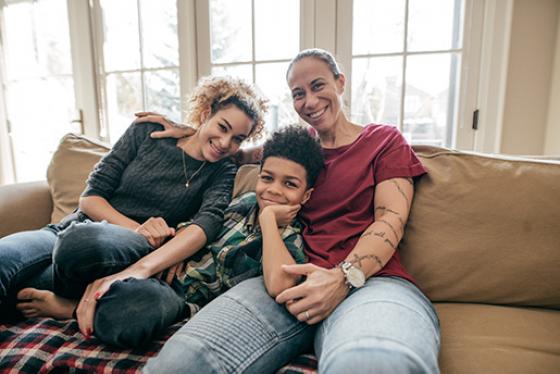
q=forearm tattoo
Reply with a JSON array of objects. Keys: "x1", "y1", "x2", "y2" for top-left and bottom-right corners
[
  {"x1": 378, "y1": 219, "x2": 400, "y2": 240},
  {"x1": 375, "y1": 206, "x2": 406, "y2": 231},
  {"x1": 361, "y1": 230, "x2": 397, "y2": 250},
  {"x1": 391, "y1": 179, "x2": 410, "y2": 208},
  {"x1": 351, "y1": 253, "x2": 384, "y2": 270}
]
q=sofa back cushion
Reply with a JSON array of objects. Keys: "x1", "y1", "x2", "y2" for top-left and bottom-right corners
[
  {"x1": 47, "y1": 134, "x2": 109, "y2": 223},
  {"x1": 401, "y1": 146, "x2": 560, "y2": 309}
]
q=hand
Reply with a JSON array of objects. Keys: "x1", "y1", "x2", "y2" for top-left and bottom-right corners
[
  {"x1": 155, "y1": 260, "x2": 186, "y2": 285},
  {"x1": 275, "y1": 263, "x2": 349, "y2": 325},
  {"x1": 135, "y1": 217, "x2": 175, "y2": 248},
  {"x1": 259, "y1": 204, "x2": 301, "y2": 227},
  {"x1": 134, "y1": 111, "x2": 196, "y2": 139},
  {"x1": 75, "y1": 268, "x2": 148, "y2": 338}
]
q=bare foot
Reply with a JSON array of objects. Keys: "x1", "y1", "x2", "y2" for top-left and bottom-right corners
[{"x1": 16, "y1": 288, "x2": 77, "y2": 320}]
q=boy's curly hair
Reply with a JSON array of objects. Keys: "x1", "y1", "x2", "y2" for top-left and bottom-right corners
[
  {"x1": 262, "y1": 125, "x2": 324, "y2": 187},
  {"x1": 185, "y1": 76, "x2": 268, "y2": 140}
]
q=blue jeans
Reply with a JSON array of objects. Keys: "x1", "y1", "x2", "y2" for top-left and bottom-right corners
[
  {"x1": 0, "y1": 221, "x2": 186, "y2": 347},
  {"x1": 143, "y1": 276, "x2": 440, "y2": 374}
]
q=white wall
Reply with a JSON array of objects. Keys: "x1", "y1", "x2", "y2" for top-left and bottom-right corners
[
  {"x1": 500, "y1": 0, "x2": 560, "y2": 155},
  {"x1": 544, "y1": 4, "x2": 560, "y2": 155}
]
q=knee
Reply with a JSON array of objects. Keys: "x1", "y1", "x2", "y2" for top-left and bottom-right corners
[
  {"x1": 143, "y1": 335, "x2": 222, "y2": 373},
  {"x1": 94, "y1": 278, "x2": 183, "y2": 348},
  {"x1": 53, "y1": 223, "x2": 101, "y2": 269},
  {"x1": 320, "y1": 338, "x2": 430, "y2": 374}
]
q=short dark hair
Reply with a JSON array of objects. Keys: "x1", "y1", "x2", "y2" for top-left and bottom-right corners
[{"x1": 262, "y1": 126, "x2": 324, "y2": 187}]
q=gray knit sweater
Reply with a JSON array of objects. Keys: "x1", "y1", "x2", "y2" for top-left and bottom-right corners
[{"x1": 78, "y1": 122, "x2": 237, "y2": 243}]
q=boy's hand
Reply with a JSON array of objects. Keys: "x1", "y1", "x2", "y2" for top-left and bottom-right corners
[
  {"x1": 135, "y1": 217, "x2": 175, "y2": 248},
  {"x1": 134, "y1": 111, "x2": 196, "y2": 139},
  {"x1": 260, "y1": 204, "x2": 300, "y2": 227}
]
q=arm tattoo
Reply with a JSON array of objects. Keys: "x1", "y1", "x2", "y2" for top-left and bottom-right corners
[
  {"x1": 405, "y1": 178, "x2": 413, "y2": 186},
  {"x1": 350, "y1": 253, "x2": 384, "y2": 270},
  {"x1": 375, "y1": 206, "x2": 406, "y2": 231},
  {"x1": 391, "y1": 180, "x2": 410, "y2": 208},
  {"x1": 378, "y1": 219, "x2": 400, "y2": 240},
  {"x1": 384, "y1": 238, "x2": 396, "y2": 249}
]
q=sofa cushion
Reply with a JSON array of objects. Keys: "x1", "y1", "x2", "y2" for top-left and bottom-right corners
[
  {"x1": 47, "y1": 133, "x2": 110, "y2": 223},
  {"x1": 401, "y1": 146, "x2": 560, "y2": 309},
  {"x1": 435, "y1": 302, "x2": 560, "y2": 374}
]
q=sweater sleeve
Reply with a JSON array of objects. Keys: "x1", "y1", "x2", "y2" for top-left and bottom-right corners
[
  {"x1": 81, "y1": 122, "x2": 155, "y2": 200},
  {"x1": 188, "y1": 160, "x2": 238, "y2": 243}
]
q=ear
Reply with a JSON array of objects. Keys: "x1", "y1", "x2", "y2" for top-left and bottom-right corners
[
  {"x1": 300, "y1": 188, "x2": 314, "y2": 205},
  {"x1": 336, "y1": 72, "x2": 346, "y2": 95},
  {"x1": 200, "y1": 107, "x2": 211, "y2": 124}
]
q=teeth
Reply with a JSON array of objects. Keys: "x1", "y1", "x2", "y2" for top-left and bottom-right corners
[{"x1": 309, "y1": 107, "x2": 326, "y2": 119}]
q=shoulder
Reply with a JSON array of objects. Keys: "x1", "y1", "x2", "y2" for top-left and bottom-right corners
[
  {"x1": 359, "y1": 123, "x2": 410, "y2": 151},
  {"x1": 226, "y1": 191, "x2": 257, "y2": 214}
]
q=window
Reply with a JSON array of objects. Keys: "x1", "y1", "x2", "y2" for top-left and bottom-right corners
[
  {"x1": 0, "y1": 0, "x2": 491, "y2": 183},
  {"x1": 200, "y1": 0, "x2": 301, "y2": 137},
  {"x1": 0, "y1": 0, "x2": 77, "y2": 182},
  {"x1": 349, "y1": 0, "x2": 464, "y2": 147},
  {"x1": 93, "y1": 0, "x2": 180, "y2": 143}
]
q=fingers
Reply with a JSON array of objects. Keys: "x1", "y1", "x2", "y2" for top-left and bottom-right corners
[
  {"x1": 134, "y1": 111, "x2": 161, "y2": 117},
  {"x1": 275, "y1": 282, "x2": 307, "y2": 304},
  {"x1": 76, "y1": 280, "x2": 110, "y2": 338},
  {"x1": 281, "y1": 263, "x2": 319, "y2": 276},
  {"x1": 165, "y1": 263, "x2": 180, "y2": 285}
]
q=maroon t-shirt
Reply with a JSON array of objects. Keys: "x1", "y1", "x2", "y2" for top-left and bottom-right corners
[{"x1": 300, "y1": 124, "x2": 427, "y2": 284}]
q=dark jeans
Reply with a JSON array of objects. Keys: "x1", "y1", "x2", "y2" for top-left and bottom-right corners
[{"x1": 0, "y1": 221, "x2": 186, "y2": 347}]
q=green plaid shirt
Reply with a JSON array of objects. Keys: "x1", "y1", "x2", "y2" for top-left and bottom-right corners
[{"x1": 176, "y1": 192, "x2": 306, "y2": 314}]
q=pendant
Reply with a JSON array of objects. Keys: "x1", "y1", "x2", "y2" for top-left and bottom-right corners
[{"x1": 185, "y1": 182, "x2": 190, "y2": 188}]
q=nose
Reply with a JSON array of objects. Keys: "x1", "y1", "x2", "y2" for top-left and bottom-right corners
[
  {"x1": 304, "y1": 92, "x2": 319, "y2": 110},
  {"x1": 266, "y1": 182, "x2": 282, "y2": 196},
  {"x1": 218, "y1": 135, "x2": 233, "y2": 151}
]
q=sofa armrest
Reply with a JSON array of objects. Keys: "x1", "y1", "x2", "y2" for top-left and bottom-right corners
[{"x1": 0, "y1": 181, "x2": 53, "y2": 238}]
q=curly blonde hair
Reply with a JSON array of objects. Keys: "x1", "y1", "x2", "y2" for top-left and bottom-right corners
[{"x1": 185, "y1": 76, "x2": 268, "y2": 140}]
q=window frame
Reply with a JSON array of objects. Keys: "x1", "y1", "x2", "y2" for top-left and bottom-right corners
[{"x1": 0, "y1": 0, "x2": 514, "y2": 183}]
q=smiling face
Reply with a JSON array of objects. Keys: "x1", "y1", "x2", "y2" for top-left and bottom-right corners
[
  {"x1": 287, "y1": 57, "x2": 346, "y2": 133},
  {"x1": 196, "y1": 104, "x2": 254, "y2": 162},
  {"x1": 256, "y1": 156, "x2": 313, "y2": 210}
]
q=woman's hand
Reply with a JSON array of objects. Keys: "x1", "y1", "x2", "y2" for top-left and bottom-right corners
[
  {"x1": 134, "y1": 217, "x2": 175, "y2": 248},
  {"x1": 275, "y1": 263, "x2": 349, "y2": 325},
  {"x1": 75, "y1": 268, "x2": 148, "y2": 338},
  {"x1": 134, "y1": 111, "x2": 196, "y2": 139},
  {"x1": 259, "y1": 204, "x2": 300, "y2": 227}
]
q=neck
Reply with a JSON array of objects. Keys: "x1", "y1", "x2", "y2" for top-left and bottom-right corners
[
  {"x1": 177, "y1": 134, "x2": 205, "y2": 161},
  {"x1": 317, "y1": 116, "x2": 361, "y2": 148}
]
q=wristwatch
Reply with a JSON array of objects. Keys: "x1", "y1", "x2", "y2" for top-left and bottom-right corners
[{"x1": 339, "y1": 261, "x2": 366, "y2": 289}]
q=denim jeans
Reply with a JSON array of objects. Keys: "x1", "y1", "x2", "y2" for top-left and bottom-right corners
[
  {"x1": 143, "y1": 276, "x2": 440, "y2": 374},
  {"x1": 0, "y1": 228, "x2": 58, "y2": 321},
  {"x1": 53, "y1": 221, "x2": 187, "y2": 347},
  {"x1": 1, "y1": 221, "x2": 186, "y2": 347}
]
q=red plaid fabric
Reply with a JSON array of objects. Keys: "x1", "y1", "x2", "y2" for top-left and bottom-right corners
[{"x1": 0, "y1": 318, "x2": 317, "y2": 373}]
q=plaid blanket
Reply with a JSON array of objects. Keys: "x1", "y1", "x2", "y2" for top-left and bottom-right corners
[{"x1": 0, "y1": 318, "x2": 317, "y2": 373}]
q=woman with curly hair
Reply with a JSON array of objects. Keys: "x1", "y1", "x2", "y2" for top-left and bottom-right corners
[{"x1": 0, "y1": 76, "x2": 267, "y2": 347}]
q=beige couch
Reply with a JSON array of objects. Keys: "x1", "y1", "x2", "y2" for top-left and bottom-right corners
[{"x1": 1, "y1": 133, "x2": 559, "y2": 373}]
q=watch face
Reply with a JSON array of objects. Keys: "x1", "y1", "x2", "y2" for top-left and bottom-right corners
[{"x1": 347, "y1": 267, "x2": 366, "y2": 288}]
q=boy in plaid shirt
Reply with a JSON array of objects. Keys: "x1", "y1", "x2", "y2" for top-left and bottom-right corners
[{"x1": 174, "y1": 126, "x2": 324, "y2": 314}]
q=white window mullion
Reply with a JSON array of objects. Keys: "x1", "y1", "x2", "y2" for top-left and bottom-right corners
[
  {"x1": 67, "y1": 0, "x2": 99, "y2": 138},
  {"x1": 399, "y1": 0, "x2": 410, "y2": 132},
  {"x1": 177, "y1": 0, "x2": 198, "y2": 116},
  {"x1": 0, "y1": 3, "x2": 16, "y2": 184},
  {"x1": 195, "y1": 0, "x2": 211, "y2": 78},
  {"x1": 300, "y1": 0, "x2": 314, "y2": 50},
  {"x1": 335, "y1": 0, "x2": 352, "y2": 109}
]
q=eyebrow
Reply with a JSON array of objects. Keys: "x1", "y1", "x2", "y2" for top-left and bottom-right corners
[
  {"x1": 262, "y1": 169, "x2": 303, "y2": 183},
  {"x1": 222, "y1": 118, "x2": 232, "y2": 130}
]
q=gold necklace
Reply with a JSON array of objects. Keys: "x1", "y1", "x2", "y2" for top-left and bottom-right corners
[{"x1": 181, "y1": 149, "x2": 206, "y2": 188}]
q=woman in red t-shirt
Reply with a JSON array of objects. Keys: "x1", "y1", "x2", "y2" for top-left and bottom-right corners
[{"x1": 139, "y1": 49, "x2": 440, "y2": 374}]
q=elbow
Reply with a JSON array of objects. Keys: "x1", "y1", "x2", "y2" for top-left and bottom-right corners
[
  {"x1": 78, "y1": 196, "x2": 92, "y2": 212},
  {"x1": 264, "y1": 273, "x2": 298, "y2": 298}
]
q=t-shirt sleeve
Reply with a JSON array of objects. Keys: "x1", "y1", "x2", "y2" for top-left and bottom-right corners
[
  {"x1": 374, "y1": 127, "x2": 427, "y2": 184},
  {"x1": 283, "y1": 233, "x2": 307, "y2": 264},
  {"x1": 81, "y1": 122, "x2": 156, "y2": 199},
  {"x1": 188, "y1": 160, "x2": 238, "y2": 243}
]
